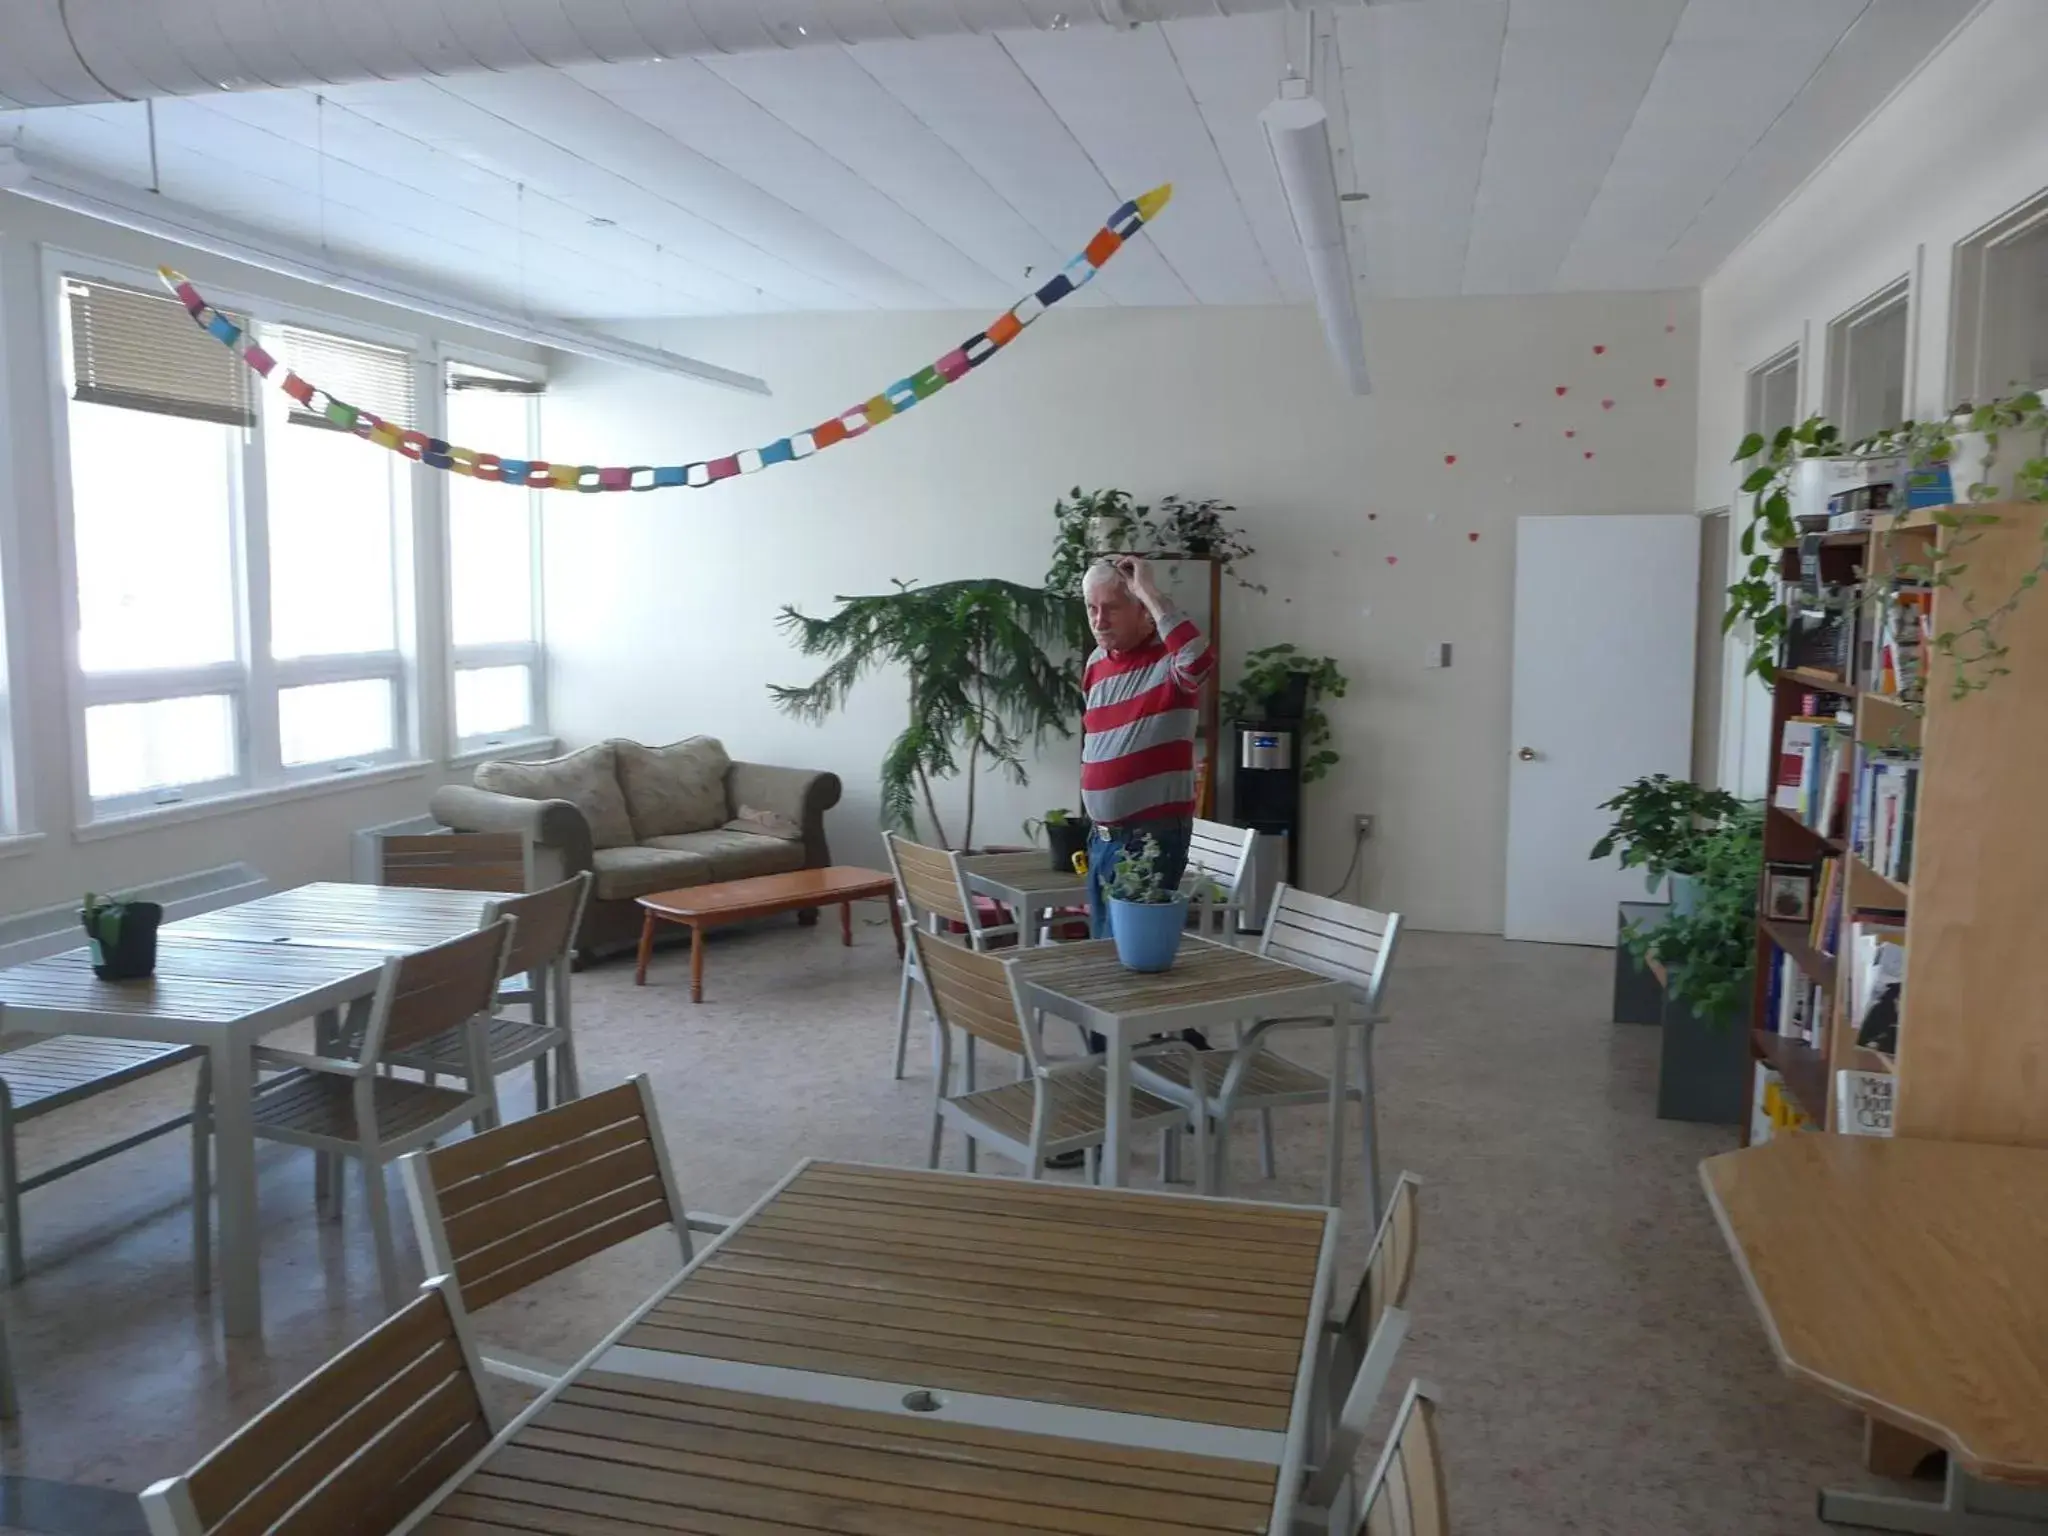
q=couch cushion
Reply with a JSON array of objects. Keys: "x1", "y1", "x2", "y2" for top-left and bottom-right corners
[
  {"x1": 616, "y1": 737, "x2": 732, "y2": 839},
  {"x1": 476, "y1": 743, "x2": 637, "y2": 851},
  {"x1": 646, "y1": 829, "x2": 807, "y2": 883},
  {"x1": 589, "y1": 846, "x2": 713, "y2": 903}
]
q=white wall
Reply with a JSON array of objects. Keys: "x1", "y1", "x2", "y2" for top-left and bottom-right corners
[
  {"x1": 0, "y1": 195, "x2": 547, "y2": 913},
  {"x1": 1700, "y1": 0, "x2": 2048, "y2": 797},
  {"x1": 543, "y1": 294, "x2": 1698, "y2": 933}
]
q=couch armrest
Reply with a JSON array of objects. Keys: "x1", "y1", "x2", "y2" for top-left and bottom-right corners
[
  {"x1": 727, "y1": 762, "x2": 842, "y2": 869},
  {"x1": 430, "y1": 785, "x2": 595, "y2": 879}
]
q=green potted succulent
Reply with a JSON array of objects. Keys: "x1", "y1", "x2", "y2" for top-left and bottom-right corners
[
  {"x1": 1589, "y1": 774, "x2": 1744, "y2": 913},
  {"x1": 1023, "y1": 808, "x2": 1092, "y2": 873},
  {"x1": 78, "y1": 892, "x2": 162, "y2": 981},
  {"x1": 1105, "y1": 834, "x2": 1189, "y2": 972}
]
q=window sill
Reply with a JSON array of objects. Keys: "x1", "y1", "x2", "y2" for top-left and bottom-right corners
[
  {"x1": 0, "y1": 832, "x2": 45, "y2": 862},
  {"x1": 448, "y1": 736, "x2": 559, "y2": 770},
  {"x1": 75, "y1": 759, "x2": 435, "y2": 843}
]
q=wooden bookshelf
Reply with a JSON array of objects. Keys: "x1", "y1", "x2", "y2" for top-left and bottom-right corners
[{"x1": 1748, "y1": 504, "x2": 2048, "y2": 1145}]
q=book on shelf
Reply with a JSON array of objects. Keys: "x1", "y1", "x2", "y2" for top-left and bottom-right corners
[
  {"x1": 1751, "y1": 1068, "x2": 1812, "y2": 1143},
  {"x1": 1834, "y1": 1069, "x2": 1895, "y2": 1136},
  {"x1": 1849, "y1": 916, "x2": 1906, "y2": 1055},
  {"x1": 1876, "y1": 586, "x2": 1931, "y2": 701},
  {"x1": 1775, "y1": 718, "x2": 1851, "y2": 833},
  {"x1": 1850, "y1": 747, "x2": 1921, "y2": 886},
  {"x1": 1808, "y1": 855, "x2": 1844, "y2": 957},
  {"x1": 1770, "y1": 951, "x2": 1826, "y2": 1046}
]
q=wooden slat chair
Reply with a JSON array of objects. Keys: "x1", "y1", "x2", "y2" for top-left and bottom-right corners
[
  {"x1": 910, "y1": 926, "x2": 1206, "y2": 1182},
  {"x1": 1135, "y1": 884, "x2": 1402, "y2": 1212},
  {"x1": 884, "y1": 833, "x2": 1021, "y2": 1082},
  {"x1": 399, "y1": 1076, "x2": 730, "y2": 1388},
  {"x1": 382, "y1": 874, "x2": 591, "y2": 1113},
  {"x1": 380, "y1": 832, "x2": 529, "y2": 892},
  {"x1": 137, "y1": 1278, "x2": 495, "y2": 1536},
  {"x1": 1349, "y1": 1381, "x2": 1449, "y2": 1536},
  {"x1": 1185, "y1": 817, "x2": 1260, "y2": 937},
  {"x1": 239, "y1": 922, "x2": 514, "y2": 1312}
]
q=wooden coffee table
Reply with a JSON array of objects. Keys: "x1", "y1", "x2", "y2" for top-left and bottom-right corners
[{"x1": 634, "y1": 866, "x2": 904, "y2": 1002}]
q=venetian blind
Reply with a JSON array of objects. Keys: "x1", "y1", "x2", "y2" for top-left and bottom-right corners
[
  {"x1": 447, "y1": 364, "x2": 544, "y2": 395},
  {"x1": 66, "y1": 277, "x2": 255, "y2": 428},
  {"x1": 270, "y1": 324, "x2": 419, "y2": 431}
]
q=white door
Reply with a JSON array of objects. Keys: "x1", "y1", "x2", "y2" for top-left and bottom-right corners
[{"x1": 1505, "y1": 515, "x2": 1699, "y2": 945}]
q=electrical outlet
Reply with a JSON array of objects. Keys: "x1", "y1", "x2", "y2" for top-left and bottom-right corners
[{"x1": 1354, "y1": 813, "x2": 1374, "y2": 839}]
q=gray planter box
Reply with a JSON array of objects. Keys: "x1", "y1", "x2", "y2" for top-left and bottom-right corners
[
  {"x1": 1612, "y1": 902, "x2": 1670, "y2": 1025},
  {"x1": 1657, "y1": 985, "x2": 1752, "y2": 1125}
]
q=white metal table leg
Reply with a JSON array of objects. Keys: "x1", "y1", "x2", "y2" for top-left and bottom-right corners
[
  {"x1": 1820, "y1": 1465, "x2": 2048, "y2": 1533},
  {"x1": 1103, "y1": 1021, "x2": 1132, "y2": 1188},
  {"x1": 1322, "y1": 1012, "x2": 1349, "y2": 1210},
  {"x1": 1357, "y1": 1017, "x2": 1382, "y2": 1232},
  {"x1": 209, "y1": 1035, "x2": 261, "y2": 1338}
]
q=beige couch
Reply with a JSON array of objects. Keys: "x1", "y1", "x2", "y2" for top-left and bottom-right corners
[{"x1": 429, "y1": 737, "x2": 842, "y2": 959}]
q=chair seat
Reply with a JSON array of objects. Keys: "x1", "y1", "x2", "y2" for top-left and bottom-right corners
[
  {"x1": 250, "y1": 1069, "x2": 478, "y2": 1147},
  {"x1": 952, "y1": 1064, "x2": 1182, "y2": 1148},
  {"x1": 0, "y1": 1038, "x2": 198, "y2": 1116},
  {"x1": 384, "y1": 1015, "x2": 561, "y2": 1072},
  {"x1": 1136, "y1": 1047, "x2": 1352, "y2": 1107}
]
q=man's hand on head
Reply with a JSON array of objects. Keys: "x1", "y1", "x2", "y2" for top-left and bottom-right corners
[{"x1": 1115, "y1": 556, "x2": 1167, "y2": 613}]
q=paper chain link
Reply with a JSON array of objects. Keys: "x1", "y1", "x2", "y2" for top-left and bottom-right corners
[{"x1": 159, "y1": 185, "x2": 1172, "y2": 493}]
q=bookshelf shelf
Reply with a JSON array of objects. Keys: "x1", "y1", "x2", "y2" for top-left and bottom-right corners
[
  {"x1": 1780, "y1": 666, "x2": 1852, "y2": 691},
  {"x1": 1751, "y1": 1030, "x2": 1828, "y2": 1123},
  {"x1": 1767, "y1": 805, "x2": 1843, "y2": 854},
  {"x1": 1763, "y1": 921, "x2": 1834, "y2": 989},
  {"x1": 1848, "y1": 854, "x2": 1910, "y2": 910}
]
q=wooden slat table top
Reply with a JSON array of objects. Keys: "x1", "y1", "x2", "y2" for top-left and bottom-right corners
[
  {"x1": 0, "y1": 935, "x2": 381, "y2": 1026},
  {"x1": 168, "y1": 882, "x2": 512, "y2": 952},
  {"x1": 616, "y1": 1162, "x2": 1329, "y2": 1435},
  {"x1": 417, "y1": 1372, "x2": 1282, "y2": 1536},
  {"x1": 1008, "y1": 938, "x2": 1345, "y2": 1021},
  {"x1": 1702, "y1": 1134, "x2": 2048, "y2": 1485},
  {"x1": 963, "y1": 851, "x2": 1093, "y2": 899}
]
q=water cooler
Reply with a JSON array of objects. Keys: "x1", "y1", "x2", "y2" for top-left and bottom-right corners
[{"x1": 1230, "y1": 721, "x2": 1302, "y2": 933}]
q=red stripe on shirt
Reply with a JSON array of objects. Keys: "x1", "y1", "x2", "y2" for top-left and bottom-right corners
[
  {"x1": 1084, "y1": 676, "x2": 1185, "y2": 733},
  {"x1": 1080, "y1": 738, "x2": 1194, "y2": 791}
]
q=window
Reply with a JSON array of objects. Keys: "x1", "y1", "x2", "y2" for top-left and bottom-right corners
[
  {"x1": 1826, "y1": 280, "x2": 1910, "y2": 443},
  {"x1": 57, "y1": 273, "x2": 419, "y2": 820},
  {"x1": 445, "y1": 363, "x2": 545, "y2": 753},
  {"x1": 1952, "y1": 189, "x2": 2048, "y2": 403},
  {"x1": 1745, "y1": 346, "x2": 1801, "y2": 444}
]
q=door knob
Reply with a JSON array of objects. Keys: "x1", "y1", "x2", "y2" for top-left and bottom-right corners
[{"x1": 1517, "y1": 746, "x2": 1537, "y2": 761}]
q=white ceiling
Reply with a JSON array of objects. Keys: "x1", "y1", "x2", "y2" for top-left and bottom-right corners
[{"x1": 0, "y1": 0, "x2": 1981, "y2": 319}]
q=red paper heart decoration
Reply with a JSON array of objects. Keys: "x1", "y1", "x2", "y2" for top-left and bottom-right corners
[
  {"x1": 1592, "y1": 345, "x2": 1606, "y2": 355},
  {"x1": 1555, "y1": 385, "x2": 1568, "y2": 396},
  {"x1": 1513, "y1": 421, "x2": 1522, "y2": 428},
  {"x1": 1565, "y1": 429, "x2": 1576, "y2": 438},
  {"x1": 1665, "y1": 323, "x2": 1676, "y2": 334},
  {"x1": 1367, "y1": 512, "x2": 1377, "y2": 520},
  {"x1": 1654, "y1": 377, "x2": 1667, "y2": 388},
  {"x1": 1601, "y1": 398, "x2": 1614, "y2": 410},
  {"x1": 1583, "y1": 450, "x2": 1594, "y2": 460},
  {"x1": 1385, "y1": 555, "x2": 1398, "y2": 565},
  {"x1": 1444, "y1": 454, "x2": 1457, "y2": 465},
  {"x1": 1468, "y1": 532, "x2": 1480, "y2": 542}
]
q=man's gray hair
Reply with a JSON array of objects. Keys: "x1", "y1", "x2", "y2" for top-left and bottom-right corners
[{"x1": 1082, "y1": 560, "x2": 1130, "y2": 596}]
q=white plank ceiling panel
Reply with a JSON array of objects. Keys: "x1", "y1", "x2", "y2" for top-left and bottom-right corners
[
  {"x1": 693, "y1": 44, "x2": 1100, "y2": 309},
  {"x1": 848, "y1": 34, "x2": 1196, "y2": 307},
  {"x1": 999, "y1": 23, "x2": 1279, "y2": 306},
  {"x1": 1653, "y1": 0, "x2": 1980, "y2": 288},
  {"x1": 1461, "y1": 0, "x2": 1687, "y2": 296},
  {"x1": 1158, "y1": 12, "x2": 1312, "y2": 304},
  {"x1": 1555, "y1": 0, "x2": 1874, "y2": 291},
  {"x1": 1335, "y1": 0, "x2": 1510, "y2": 298},
  {"x1": 560, "y1": 59, "x2": 1009, "y2": 309}
]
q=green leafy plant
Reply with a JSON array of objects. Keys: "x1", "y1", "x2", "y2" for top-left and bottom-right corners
[
  {"x1": 1047, "y1": 487, "x2": 1150, "y2": 597},
  {"x1": 1218, "y1": 644, "x2": 1350, "y2": 781},
  {"x1": 1723, "y1": 415, "x2": 1842, "y2": 683},
  {"x1": 79, "y1": 892, "x2": 127, "y2": 951},
  {"x1": 1589, "y1": 774, "x2": 1745, "y2": 888},
  {"x1": 1152, "y1": 495, "x2": 1266, "y2": 593},
  {"x1": 771, "y1": 578, "x2": 1086, "y2": 851},
  {"x1": 1105, "y1": 833, "x2": 1176, "y2": 905},
  {"x1": 1620, "y1": 804, "x2": 1764, "y2": 1024}
]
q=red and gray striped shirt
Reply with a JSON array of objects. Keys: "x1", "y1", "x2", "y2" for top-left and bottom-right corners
[{"x1": 1080, "y1": 608, "x2": 1215, "y2": 826}]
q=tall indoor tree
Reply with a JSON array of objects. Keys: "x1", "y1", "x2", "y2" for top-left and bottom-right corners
[{"x1": 769, "y1": 578, "x2": 1086, "y2": 850}]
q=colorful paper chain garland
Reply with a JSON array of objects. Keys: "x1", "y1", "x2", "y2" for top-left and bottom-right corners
[{"x1": 159, "y1": 184, "x2": 1172, "y2": 493}]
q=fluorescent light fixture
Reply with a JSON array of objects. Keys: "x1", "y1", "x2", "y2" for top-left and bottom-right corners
[
  {"x1": 1260, "y1": 90, "x2": 1370, "y2": 395},
  {"x1": 0, "y1": 147, "x2": 770, "y2": 396}
]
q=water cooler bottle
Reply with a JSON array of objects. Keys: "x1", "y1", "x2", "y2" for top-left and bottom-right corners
[{"x1": 1230, "y1": 721, "x2": 1303, "y2": 933}]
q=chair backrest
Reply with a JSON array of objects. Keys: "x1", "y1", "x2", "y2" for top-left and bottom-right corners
[
  {"x1": 908, "y1": 926, "x2": 1031, "y2": 1062},
  {"x1": 883, "y1": 833, "x2": 972, "y2": 927},
  {"x1": 1186, "y1": 819, "x2": 1258, "y2": 932},
  {"x1": 483, "y1": 873, "x2": 591, "y2": 981},
  {"x1": 1344, "y1": 1170, "x2": 1422, "y2": 1350},
  {"x1": 1258, "y1": 885, "x2": 1401, "y2": 1009},
  {"x1": 382, "y1": 833, "x2": 527, "y2": 892},
  {"x1": 401, "y1": 1076, "x2": 690, "y2": 1314},
  {"x1": 137, "y1": 1279, "x2": 493, "y2": 1536},
  {"x1": 361, "y1": 921, "x2": 516, "y2": 1060},
  {"x1": 1355, "y1": 1381, "x2": 1449, "y2": 1536}
]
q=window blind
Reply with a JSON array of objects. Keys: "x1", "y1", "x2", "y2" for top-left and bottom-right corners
[
  {"x1": 447, "y1": 364, "x2": 545, "y2": 395},
  {"x1": 66, "y1": 277, "x2": 255, "y2": 428},
  {"x1": 270, "y1": 325, "x2": 419, "y2": 431}
]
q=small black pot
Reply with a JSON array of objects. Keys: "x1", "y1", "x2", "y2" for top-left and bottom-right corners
[
  {"x1": 1261, "y1": 671, "x2": 1312, "y2": 722},
  {"x1": 81, "y1": 901, "x2": 161, "y2": 981},
  {"x1": 1046, "y1": 817, "x2": 1093, "y2": 873}
]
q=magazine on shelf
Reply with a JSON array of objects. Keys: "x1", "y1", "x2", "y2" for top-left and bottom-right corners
[{"x1": 1835, "y1": 1069, "x2": 1895, "y2": 1137}]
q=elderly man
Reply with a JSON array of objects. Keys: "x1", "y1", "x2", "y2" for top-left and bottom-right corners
[{"x1": 1080, "y1": 555, "x2": 1215, "y2": 937}]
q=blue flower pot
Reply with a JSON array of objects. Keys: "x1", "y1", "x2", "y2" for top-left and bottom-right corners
[{"x1": 1108, "y1": 895, "x2": 1190, "y2": 973}]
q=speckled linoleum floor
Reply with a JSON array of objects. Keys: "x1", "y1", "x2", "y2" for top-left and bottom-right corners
[{"x1": 0, "y1": 917, "x2": 1896, "y2": 1533}]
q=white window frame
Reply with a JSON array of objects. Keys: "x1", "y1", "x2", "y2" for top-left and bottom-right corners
[
  {"x1": 0, "y1": 250, "x2": 27, "y2": 845},
  {"x1": 1744, "y1": 344, "x2": 1802, "y2": 444},
  {"x1": 1825, "y1": 278, "x2": 1912, "y2": 444},
  {"x1": 45, "y1": 248, "x2": 427, "y2": 826},
  {"x1": 1951, "y1": 188, "x2": 2048, "y2": 405},
  {"x1": 441, "y1": 349, "x2": 549, "y2": 761}
]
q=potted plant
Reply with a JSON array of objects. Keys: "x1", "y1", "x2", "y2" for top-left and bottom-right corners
[
  {"x1": 1620, "y1": 805, "x2": 1763, "y2": 1124},
  {"x1": 1152, "y1": 495, "x2": 1266, "y2": 593},
  {"x1": 79, "y1": 892, "x2": 162, "y2": 981},
  {"x1": 1218, "y1": 645, "x2": 1349, "y2": 782},
  {"x1": 1589, "y1": 774, "x2": 1745, "y2": 912},
  {"x1": 771, "y1": 577, "x2": 1087, "y2": 851},
  {"x1": 1104, "y1": 833, "x2": 1189, "y2": 972},
  {"x1": 1046, "y1": 488, "x2": 1158, "y2": 597},
  {"x1": 1023, "y1": 808, "x2": 1092, "y2": 873}
]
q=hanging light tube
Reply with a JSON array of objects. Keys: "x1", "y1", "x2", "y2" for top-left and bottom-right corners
[{"x1": 1260, "y1": 87, "x2": 1370, "y2": 395}]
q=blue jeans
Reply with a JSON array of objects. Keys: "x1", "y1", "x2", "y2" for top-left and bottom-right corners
[{"x1": 1087, "y1": 817, "x2": 1193, "y2": 940}]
